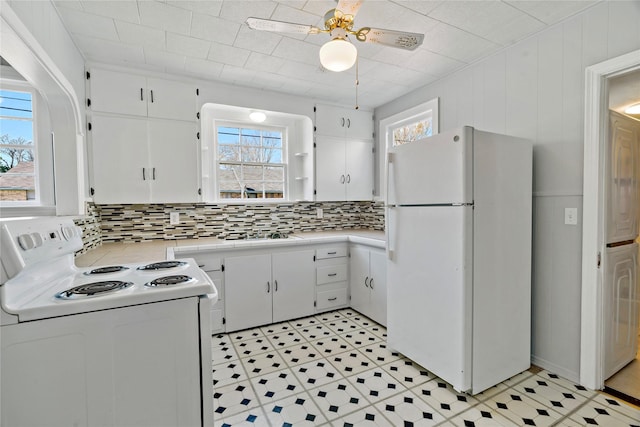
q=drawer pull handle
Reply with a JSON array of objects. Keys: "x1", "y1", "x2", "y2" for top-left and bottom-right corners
[
  {"x1": 327, "y1": 251, "x2": 337, "y2": 255},
  {"x1": 328, "y1": 273, "x2": 337, "y2": 277},
  {"x1": 267, "y1": 281, "x2": 270, "y2": 293},
  {"x1": 198, "y1": 264, "x2": 205, "y2": 268},
  {"x1": 328, "y1": 297, "x2": 337, "y2": 301},
  {"x1": 365, "y1": 277, "x2": 369, "y2": 288},
  {"x1": 369, "y1": 278, "x2": 374, "y2": 289}
]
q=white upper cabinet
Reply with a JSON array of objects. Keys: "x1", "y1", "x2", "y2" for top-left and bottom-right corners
[
  {"x1": 88, "y1": 68, "x2": 197, "y2": 122},
  {"x1": 90, "y1": 115, "x2": 199, "y2": 204},
  {"x1": 314, "y1": 104, "x2": 373, "y2": 140}
]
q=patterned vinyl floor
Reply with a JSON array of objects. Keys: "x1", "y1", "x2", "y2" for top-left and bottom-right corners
[{"x1": 211, "y1": 308, "x2": 640, "y2": 426}]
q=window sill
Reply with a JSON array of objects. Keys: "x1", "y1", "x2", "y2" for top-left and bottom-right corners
[{"x1": 0, "y1": 205, "x2": 57, "y2": 218}]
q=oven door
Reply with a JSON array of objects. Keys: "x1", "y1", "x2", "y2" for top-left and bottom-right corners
[{"x1": 1, "y1": 298, "x2": 204, "y2": 427}]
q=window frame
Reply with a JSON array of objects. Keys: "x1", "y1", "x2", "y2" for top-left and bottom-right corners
[
  {"x1": 0, "y1": 80, "x2": 40, "y2": 207},
  {"x1": 214, "y1": 121, "x2": 288, "y2": 201}
]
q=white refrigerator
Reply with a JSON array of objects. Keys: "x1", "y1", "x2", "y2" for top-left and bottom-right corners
[{"x1": 385, "y1": 126, "x2": 532, "y2": 394}]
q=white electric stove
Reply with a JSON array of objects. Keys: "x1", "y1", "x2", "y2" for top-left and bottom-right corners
[{"x1": 0, "y1": 217, "x2": 217, "y2": 427}]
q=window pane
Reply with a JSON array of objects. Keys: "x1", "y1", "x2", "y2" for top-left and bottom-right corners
[
  {"x1": 392, "y1": 117, "x2": 432, "y2": 146},
  {"x1": 241, "y1": 146, "x2": 262, "y2": 163},
  {"x1": 1, "y1": 119, "x2": 33, "y2": 145},
  {"x1": 218, "y1": 127, "x2": 239, "y2": 145},
  {"x1": 0, "y1": 148, "x2": 35, "y2": 201},
  {"x1": 242, "y1": 164, "x2": 263, "y2": 181},
  {"x1": 264, "y1": 181, "x2": 284, "y2": 199},
  {"x1": 0, "y1": 90, "x2": 32, "y2": 119},
  {"x1": 264, "y1": 166, "x2": 284, "y2": 181},
  {"x1": 263, "y1": 147, "x2": 282, "y2": 163}
]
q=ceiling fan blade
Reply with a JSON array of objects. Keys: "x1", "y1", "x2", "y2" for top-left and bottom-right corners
[
  {"x1": 246, "y1": 17, "x2": 320, "y2": 35},
  {"x1": 357, "y1": 27, "x2": 424, "y2": 51},
  {"x1": 336, "y1": 0, "x2": 364, "y2": 17}
]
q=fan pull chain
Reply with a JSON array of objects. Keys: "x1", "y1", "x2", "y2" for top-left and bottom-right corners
[{"x1": 355, "y1": 56, "x2": 359, "y2": 110}]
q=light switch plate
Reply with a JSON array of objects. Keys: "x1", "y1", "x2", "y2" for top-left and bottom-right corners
[
  {"x1": 316, "y1": 208, "x2": 323, "y2": 219},
  {"x1": 564, "y1": 208, "x2": 578, "y2": 225}
]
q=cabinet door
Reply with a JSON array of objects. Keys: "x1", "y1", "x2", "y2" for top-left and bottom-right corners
[
  {"x1": 148, "y1": 120, "x2": 199, "y2": 203},
  {"x1": 315, "y1": 136, "x2": 346, "y2": 201},
  {"x1": 369, "y1": 249, "x2": 387, "y2": 326},
  {"x1": 344, "y1": 108, "x2": 373, "y2": 140},
  {"x1": 90, "y1": 115, "x2": 151, "y2": 203},
  {"x1": 349, "y1": 246, "x2": 370, "y2": 315},
  {"x1": 272, "y1": 250, "x2": 315, "y2": 323},
  {"x1": 345, "y1": 139, "x2": 373, "y2": 201},
  {"x1": 90, "y1": 69, "x2": 147, "y2": 116},
  {"x1": 225, "y1": 254, "x2": 272, "y2": 331},
  {"x1": 315, "y1": 104, "x2": 347, "y2": 138},
  {"x1": 146, "y1": 78, "x2": 196, "y2": 122}
]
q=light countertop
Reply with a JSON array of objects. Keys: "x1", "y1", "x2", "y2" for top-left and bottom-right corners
[{"x1": 75, "y1": 230, "x2": 385, "y2": 267}]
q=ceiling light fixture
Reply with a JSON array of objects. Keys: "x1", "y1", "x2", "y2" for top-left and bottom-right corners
[
  {"x1": 319, "y1": 28, "x2": 357, "y2": 72},
  {"x1": 625, "y1": 103, "x2": 640, "y2": 114},
  {"x1": 249, "y1": 111, "x2": 266, "y2": 122}
]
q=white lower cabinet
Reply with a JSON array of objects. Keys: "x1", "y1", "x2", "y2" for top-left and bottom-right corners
[
  {"x1": 225, "y1": 250, "x2": 315, "y2": 332},
  {"x1": 349, "y1": 245, "x2": 387, "y2": 325},
  {"x1": 314, "y1": 245, "x2": 349, "y2": 313}
]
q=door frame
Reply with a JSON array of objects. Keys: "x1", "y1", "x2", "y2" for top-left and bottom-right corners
[{"x1": 580, "y1": 49, "x2": 640, "y2": 390}]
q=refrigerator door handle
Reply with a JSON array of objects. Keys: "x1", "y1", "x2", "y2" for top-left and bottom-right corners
[
  {"x1": 386, "y1": 152, "x2": 395, "y2": 206},
  {"x1": 386, "y1": 206, "x2": 395, "y2": 261}
]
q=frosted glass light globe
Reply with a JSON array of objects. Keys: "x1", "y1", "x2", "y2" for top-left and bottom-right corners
[{"x1": 319, "y1": 38, "x2": 357, "y2": 72}]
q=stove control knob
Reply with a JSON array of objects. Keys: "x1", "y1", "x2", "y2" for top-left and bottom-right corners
[
  {"x1": 18, "y1": 234, "x2": 35, "y2": 251},
  {"x1": 30, "y1": 232, "x2": 44, "y2": 247},
  {"x1": 61, "y1": 226, "x2": 78, "y2": 241}
]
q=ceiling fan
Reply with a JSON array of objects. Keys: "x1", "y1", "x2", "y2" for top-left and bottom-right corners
[{"x1": 246, "y1": 0, "x2": 425, "y2": 73}]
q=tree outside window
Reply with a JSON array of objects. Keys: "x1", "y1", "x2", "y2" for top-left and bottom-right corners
[{"x1": 216, "y1": 125, "x2": 286, "y2": 200}]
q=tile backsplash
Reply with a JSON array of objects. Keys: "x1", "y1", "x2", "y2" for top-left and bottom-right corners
[{"x1": 82, "y1": 201, "x2": 384, "y2": 245}]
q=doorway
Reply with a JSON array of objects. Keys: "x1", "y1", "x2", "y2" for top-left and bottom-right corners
[{"x1": 580, "y1": 49, "x2": 640, "y2": 398}]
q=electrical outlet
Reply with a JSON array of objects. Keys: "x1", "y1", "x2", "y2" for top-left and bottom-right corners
[
  {"x1": 316, "y1": 208, "x2": 323, "y2": 219},
  {"x1": 564, "y1": 208, "x2": 578, "y2": 225},
  {"x1": 170, "y1": 212, "x2": 180, "y2": 225}
]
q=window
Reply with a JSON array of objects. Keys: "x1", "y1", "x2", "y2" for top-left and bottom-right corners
[
  {"x1": 386, "y1": 98, "x2": 439, "y2": 147},
  {"x1": 216, "y1": 124, "x2": 286, "y2": 200},
  {"x1": 0, "y1": 86, "x2": 37, "y2": 203}
]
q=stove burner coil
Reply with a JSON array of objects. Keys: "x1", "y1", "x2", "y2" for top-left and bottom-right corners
[
  {"x1": 137, "y1": 261, "x2": 187, "y2": 271},
  {"x1": 145, "y1": 275, "x2": 194, "y2": 287},
  {"x1": 56, "y1": 281, "x2": 134, "y2": 299},
  {"x1": 84, "y1": 266, "x2": 130, "y2": 275}
]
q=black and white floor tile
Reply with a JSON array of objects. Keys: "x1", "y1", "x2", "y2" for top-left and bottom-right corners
[{"x1": 211, "y1": 309, "x2": 640, "y2": 426}]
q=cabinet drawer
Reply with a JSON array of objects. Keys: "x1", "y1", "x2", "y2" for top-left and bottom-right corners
[
  {"x1": 317, "y1": 264, "x2": 348, "y2": 285},
  {"x1": 316, "y1": 288, "x2": 348, "y2": 310},
  {"x1": 316, "y1": 247, "x2": 347, "y2": 259}
]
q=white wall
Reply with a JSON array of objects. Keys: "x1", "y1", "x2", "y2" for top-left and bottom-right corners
[
  {"x1": 375, "y1": 1, "x2": 640, "y2": 382},
  {"x1": 2, "y1": 0, "x2": 87, "y2": 215}
]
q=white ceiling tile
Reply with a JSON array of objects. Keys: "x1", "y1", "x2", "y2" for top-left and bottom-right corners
[
  {"x1": 271, "y1": 2, "x2": 324, "y2": 27},
  {"x1": 80, "y1": 0, "x2": 139, "y2": 24},
  {"x1": 392, "y1": 0, "x2": 444, "y2": 16},
  {"x1": 207, "y1": 42, "x2": 251, "y2": 67},
  {"x1": 234, "y1": 25, "x2": 282, "y2": 55},
  {"x1": 75, "y1": 35, "x2": 145, "y2": 64},
  {"x1": 371, "y1": 47, "x2": 464, "y2": 76},
  {"x1": 190, "y1": 14, "x2": 239, "y2": 45},
  {"x1": 138, "y1": 1, "x2": 192, "y2": 35},
  {"x1": 427, "y1": 1, "x2": 545, "y2": 45},
  {"x1": 115, "y1": 21, "x2": 166, "y2": 49},
  {"x1": 271, "y1": 37, "x2": 322, "y2": 66},
  {"x1": 220, "y1": 0, "x2": 277, "y2": 23},
  {"x1": 166, "y1": 33, "x2": 211, "y2": 59},
  {"x1": 143, "y1": 47, "x2": 186, "y2": 72},
  {"x1": 184, "y1": 57, "x2": 224, "y2": 80},
  {"x1": 53, "y1": 1, "x2": 83, "y2": 11},
  {"x1": 422, "y1": 22, "x2": 501, "y2": 62},
  {"x1": 57, "y1": 6, "x2": 119, "y2": 41},
  {"x1": 505, "y1": 1, "x2": 597, "y2": 25},
  {"x1": 166, "y1": 1, "x2": 223, "y2": 17},
  {"x1": 301, "y1": 0, "x2": 340, "y2": 17},
  {"x1": 244, "y1": 52, "x2": 286, "y2": 73}
]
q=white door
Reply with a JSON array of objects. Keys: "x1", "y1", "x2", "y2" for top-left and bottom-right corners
[
  {"x1": 349, "y1": 246, "x2": 370, "y2": 315},
  {"x1": 388, "y1": 127, "x2": 473, "y2": 205},
  {"x1": 225, "y1": 254, "x2": 272, "y2": 331},
  {"x1": 604, "y1": 244, "x2": 639, "y2": 379},
  {"x1": 89, "y1": 68, "x2": 147, "y2": 116},
  {"x1": 315, "y1": 136, "x2": 346, "y2": 201},
  {"x1": 344, "y1": 108, "x2": 374, "y2": 140},
  {"x1": 272, "y1": 250, "x2": 315, "y2": 322},
  {"x1": 148, "y1": 120, "x2": 199, "y2": 203},
  {"x1": 90, "y1": 115, "x2": 150, "y2": 203},
  {"x1": 369, "y1": 249, "x2": 387, "y2": 326},
  {"x1": 345, "y1": 139, "x2": 373, "y2": 201},
  {"x1": 146, "y1": 78, "x2": 196, "y2": 122},
  {"x1": 386, "y1": 205, "x2": 473, "y2": 392},
  {"x1": 607, "y1": 111, "x2": 639, "y2": 243},
  {"x1": 315, "y1": 104, "x2": 347, "y2": 138}
]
